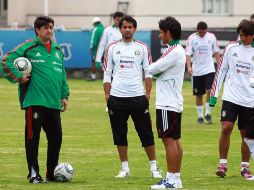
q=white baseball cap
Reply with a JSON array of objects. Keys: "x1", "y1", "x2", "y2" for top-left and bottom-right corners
[{"x1": 92, "y1": 17, "x2": 101, "y2": 24}]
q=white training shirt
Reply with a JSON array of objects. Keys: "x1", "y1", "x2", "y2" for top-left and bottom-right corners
[
  {"x1": 95, "y1": 25, "x2": 122, "y2": 63},
  {"x1": 211, "y1": 42, "x2": 254, "y2": 108},
  {"x1": 103, "y1": 40, "x2": 152, "y2": 97},
  {"x1": 148, "y1": 44, "x2": 186, "y2": 112},
  {"x1": 186, "y1": 32, "x2": 219, "y2": 76}
]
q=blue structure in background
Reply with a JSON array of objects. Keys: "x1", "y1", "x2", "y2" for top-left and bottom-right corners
[{"x1": 0, "y1": 30, "x2": 151, "y2": 68}]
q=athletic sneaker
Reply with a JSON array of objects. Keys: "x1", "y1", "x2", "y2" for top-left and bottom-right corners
[
  {"x1": 115, "y1": 169, "x2": 130, "y2": 178},
  {"x1": 216, "y1": 164, "x2": 227, "y2": 178},
  {"x1": 151, "y1": 168, "x2": 163, "y2": 178},
  {"x1": 197, "y1": 117, "x2": 204, "y2": 124},
  {"x1": 29, "y1": 175, "x2": 44, "y2": 184},
  {"x1": 176, "y1": 178, "x2": 183, "y2": 188},
  {"x1": 150, "y1": 178, "x2": 180, "y2": 189},
  {"x1": 241, "y1": 165, "x2": 253, "y2": 179},
  {"x1": 204, "y1": 114, "x2": 212, "y2": 124}
]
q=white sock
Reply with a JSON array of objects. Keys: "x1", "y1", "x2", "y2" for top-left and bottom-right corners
[
  {"x1": 91, "y1": 73, "x2": 96, "y2": 80},
  {"x1": 149, "y1": 160, "x2": 157, "y2": 171},
  {"x1": 220, "y1": 159, "x2": 227, "y2": 165},
  {"x1": 121, "y1": 161, "x2": 129, "y2": 172},
  {"x1": 174, "y1": 172, "x2": 181, "y2": 180},
  {"x1": 244, "y1": 138, "x2": 254, "y2": 159},
  {"x1": 241, "y1": 162, "x2": 249, "y2": 168},
  {"x1": 205, "y1": 102, "x2": 211, "y2": 115},
  {"x1": 196, "y1": 105, "x2": 204, "y2": 118},
  {"x1": 31, "y1": 167, "x2": 37, "y2": 178},
  {"x1": 166, "y1": 172, "x2": 174, "y2": 178}
]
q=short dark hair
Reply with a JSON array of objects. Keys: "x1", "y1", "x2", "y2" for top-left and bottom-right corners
[
  {"x1": 250, "y1": 13, "x2": 254, "y2": 19},
  {"x1": 159, "y1": 16, "x2": 181, "y2": 40},
  {"x1": 237, "y1": 20, "x2": 254, "y2": 35},
  {"x1": 34, "y1": 16, "x2": 54, "y2": 35},
  {"x1": 113, "y1": 11, "x2": 124, "y2": 19},
  {"x1": 119, "y1": 15, "x2": 137, "y2": 29},
  {"x1": 197, "y1": 21, "x2": 208, "y2": 30}
]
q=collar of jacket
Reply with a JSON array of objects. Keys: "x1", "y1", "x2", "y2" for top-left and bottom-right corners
[
  {"x1": 238, "y1": 40, "x2": 254, "y2": 47},
  {"x1": 168, "y1": 40, "x2": 180, "y2": 46},
  {"x1": 34, "y1": 36, "x2": 59, "y2": 48}
]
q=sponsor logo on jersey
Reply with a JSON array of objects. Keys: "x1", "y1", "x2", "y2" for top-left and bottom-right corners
[
  {"x1": 120, "y1": 60, "x2": 134, "y2": 64},
  {"x1": 236, "y1": 64, "x2": 250, "y2": 70},
  {"x1": 53, "y1": 61, "x2": 62, "y2": 66},
  {"x1": 120, "y1": 64, "x2": 133, "y2": 68},
  {"x1": 54, "y1": 67, "x2": 62, "y2": 73},
  {"x1": 236, "y1": 69, "x2": 249, "y2": 75},
  {"x1": 35, "y1": 52, "x2": 42, "y2": 57},
  {"x1": 30, "y1": 59, "x2": 45, "y2": 63}
]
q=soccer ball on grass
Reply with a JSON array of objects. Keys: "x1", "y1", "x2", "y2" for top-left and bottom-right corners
[
  {"x1": 13, "y1": 57, "x2": 32, "y2": 75},
  {"x1": 54, "y1": 163, "x2": 74, "y2": 182}
]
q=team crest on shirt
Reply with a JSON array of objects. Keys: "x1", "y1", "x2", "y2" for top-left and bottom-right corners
[
  {"x1": 55, "y1": 52, "x2": 60, "y2": 59},
  {"x1": 135, "y1": 50, "x2": 140, "y2": 56},
  {"x1": 116, "y1": 51, "x2": 121, "y2": 54},
  {"x1": 33, "y1": 112, "x2": 39, "y2": 119}
]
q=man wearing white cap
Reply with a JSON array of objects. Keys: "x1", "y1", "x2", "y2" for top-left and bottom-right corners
[{"x1": 88, "y1": 17, "x2": 104, "y2": 80}]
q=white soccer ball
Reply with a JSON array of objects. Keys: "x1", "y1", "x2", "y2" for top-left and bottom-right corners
[
  {"x1": 13, "y1": 57, "x2": 32, "y2": 75},
  {"x1": 54, "y1": 163, "x2": 74, "y2": 182}
]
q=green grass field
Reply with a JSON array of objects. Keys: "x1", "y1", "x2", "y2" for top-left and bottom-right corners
[{"x1": 0, "y1": 78, "x2": 253, "y2": 190}]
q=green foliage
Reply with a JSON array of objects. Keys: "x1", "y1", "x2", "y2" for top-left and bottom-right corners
[{"x1": 0, "y1": 78, "x2": 253, "y2": 189}]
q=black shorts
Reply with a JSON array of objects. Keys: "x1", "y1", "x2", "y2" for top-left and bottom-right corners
[
  {"x1": 221, "y1": 101, "x2": 254, "y2": 130},
  {"x1": 107, "y1": 95, "x2": 155, "y2": 147},
  {"x1": 193, "y1": 72, "x2": 215, "y2": 95},
  {"x1": 156, "y1": 109, "x2": 182, "y2": 139},
  {"x1": 246, "y1": 113, "x2": 254, "y2": 139}
]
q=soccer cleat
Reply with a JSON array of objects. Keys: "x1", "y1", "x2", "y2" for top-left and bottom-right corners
[
  {"x1": 29, "y1": 175, "x2": 44, "y2": 184},
  {"x1": 197, "y1": 117, "x2": 204, "y2": 124},
  {"x1": 151, "y1": 168, "x2": 163, "y2": 178},
  {"x1": 216, "y1": 164, "x2": 227, "y2": 178},
  {"x1": 204, "y1": 114, "x2": 212, "y2": 124},
  {"x1": 241, "y1": 165, "x2": 253, "y2": 179},
  {"x1": 150, "y1": 178, "x2": 179, "y2": 189},
  {"x1": 115, "y1": 169, "x2": 130, "y2": 178}
]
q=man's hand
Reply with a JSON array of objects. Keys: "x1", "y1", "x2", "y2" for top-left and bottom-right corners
[
  {"x1": 19, "y1": 74, "x2": 30, "y2": 84},
  {"x1": 61, "y1": 98, "x2": 68, "y2": 112},
  {"x1": 105, "y1": 93, "x2": 110, "y2": 102},
  {"x1": 209, "y1": 96, "x2": 217, "y2": 107},
  {"x1": 187, "y1": 67, "x2": 193, "y2": 76},
  {"x1": 145, "y1": 94, "x2": 150, "y2": 101},
  {"x1": 95, "y1": 61, "x2": 101, "y2": 69}
]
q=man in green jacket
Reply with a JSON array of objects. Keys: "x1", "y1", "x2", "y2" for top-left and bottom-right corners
[
  {"x1": 88, "y1": 17, "x2": 104, "y2": 80},
  {"x1": 0, "y1": 16, "x2": 70, "y2": 183}
]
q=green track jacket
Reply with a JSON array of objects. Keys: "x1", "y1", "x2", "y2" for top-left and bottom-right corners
[
  {"x1": 0, "y1": 36, "x2": 70, "y2": 110},
  {"x1": 90, "y1": 23, "x2": 104, "y2": 57}
]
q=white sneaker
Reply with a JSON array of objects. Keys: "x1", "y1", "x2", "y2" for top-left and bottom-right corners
[
  {"x1": 246, "y1": 176, "x2": 254, "y2": 181},
  {"x1": 151, "y1": 169, "x2": 163, "y2": 178},
  {"x1": 150, "y1": 178, "x2": 178, "y2": 189},
  {"x1": 176, "y1": 178, "x2": 183, "y2": 188},
  {"x1": 115, "y1": 169, "x2": 130, "y2": 178}
]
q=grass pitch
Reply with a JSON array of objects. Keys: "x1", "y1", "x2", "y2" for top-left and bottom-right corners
[{"x1": 0, "y1": 78, "x2": 253, "y2": 190}]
